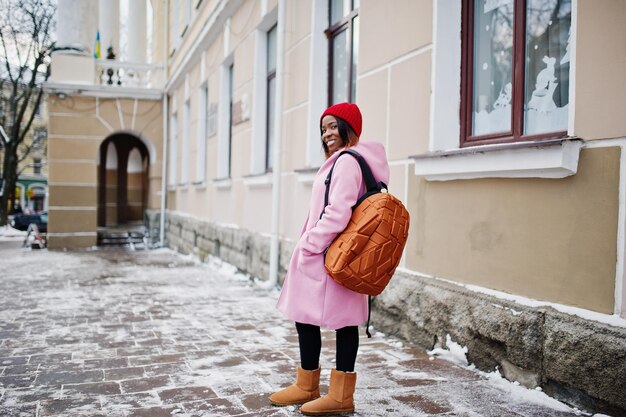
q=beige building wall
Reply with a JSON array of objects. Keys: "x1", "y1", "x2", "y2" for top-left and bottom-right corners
[
  {"x1": 166, "y1": 0, "x2": 282, "y2": 234},
  {"x1": 406, "y1": 148, "x2": 619, "y2": 314},
  {"x1": 573, "y1": 0, "x2": 626, "y2": 140},
  {"x1": 160, "y1": 0, "x2": 624, "y2": 315},
  {"x1": 47, "y1": 95, "x2": 163, "y2": 248}
]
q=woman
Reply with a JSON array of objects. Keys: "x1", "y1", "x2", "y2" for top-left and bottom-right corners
[{"x1": 270, "y1": 102, "x2": 389, "y2": 415}]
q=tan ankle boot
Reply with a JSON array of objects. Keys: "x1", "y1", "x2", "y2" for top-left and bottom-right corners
[
  {"x1": 300, "y1": 369, "x2": 356, "y2": 415},
  {"x1": 269, "y1": 366, "x2": 321, "y2": 406}
]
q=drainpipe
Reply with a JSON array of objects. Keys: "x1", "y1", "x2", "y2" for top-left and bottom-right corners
[
  {"x1": 263, "y1": 0, "x2": 286, "y2": 289},
  {"x1": 159, "y1": 0, "x2": 170, "y2": 247}
]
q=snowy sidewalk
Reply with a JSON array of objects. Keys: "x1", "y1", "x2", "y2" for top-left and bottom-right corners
[{"x1": 0, "y1": 245, "x2": 595, "y2": 416}]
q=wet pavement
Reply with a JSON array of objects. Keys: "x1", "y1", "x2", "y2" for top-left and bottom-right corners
[{"x1": 0, "y1": 241, "x2": 587, "y2": 416}]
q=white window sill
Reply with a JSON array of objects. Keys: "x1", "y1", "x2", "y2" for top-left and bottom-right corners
[
  {"x1": 412, "y1": 139, "x2": 583, "y2": 181},
  {"x1": 243, "y1": 172, "x2": 273, "y2": 188},
  {"x1": 295, "y1": 167, "x2": 319, "y2": 185},
  {"x1": 178, "y1": 183, "x2": 189, "y2": 191},
  {"x1": 213, "y1": 177, "x2": 232, "y2": 189},
  {"x1": 193, "y1": 181, "x2": 207, "y2": 190}
]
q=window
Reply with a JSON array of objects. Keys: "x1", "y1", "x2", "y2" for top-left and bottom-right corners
[
  {"x1": 461, "y1": 0, "x2": 571, "y2": 146},
  {"x1": 168, "y1": 113, "x2": 178, "y2": 186},
  {"x1": 181, "y1": 100, "x2": 190, "y2": 184},
  {"x1": 185, "y1": 0, "x2": 192, "y2": 31},
  {"x1": 173, "y1": 0, "x2": 180, "y2": 49},
  {"x1": 33, "y1": 158, "x2": 41, "y2": 174},
  {"x1": 327, "y1": 0, "x2": 359, "y2": 105},
  {"x1": 32, "y1": 129, "x2": 46, "y2": 150},
  {"x1": 217, "y1": 62, "x2": 233, "y2": 179},
  {"x1": 227, "y1": 64, "x2": 233, "y2": 177},
  {"x1": 266, "y1": 24, "x2": 277, "y2": 171},
  {"x1": 197, "y1": 84, "x2": 208, "y2": 183}
]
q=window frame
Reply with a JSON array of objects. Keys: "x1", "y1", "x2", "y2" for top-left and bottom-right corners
[
  {"x1": 168, "y1": 112, "x2": 178, "y2": 187},
  {"x1": 33, "y1": 158, "x2": 42, "y2": 175},
  {"x1": 326, "y1": 0, "x2": 359, "y2": 106},
  {"x1": 265, "y1": 24, "x2": 277, "y2": 172},
  {"x1": 181, "y1": 99, "x2": 190, "y2": 185},
  {"x1": 227, "y1": 64, "x2": 233, "y2": 178},
  {"x1": 172, "y1": 0, "x2": 181, "y2": 50},
  {"x1": 217, "y1": 60, "x2": 234, "y2": 180},
  {"x1": 196, "y1": 83, "x2": 208, "y2": 184},
  {"x1": 460, "y1": 0, "x2": 569, "y2": 147}
]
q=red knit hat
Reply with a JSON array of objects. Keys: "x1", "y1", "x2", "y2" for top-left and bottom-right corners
[{"x1": 320, "y1": 102, "x2": 362, "y2": 137}]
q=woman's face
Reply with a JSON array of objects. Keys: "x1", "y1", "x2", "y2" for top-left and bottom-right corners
[{"x1": 321, "y1": 115, "x2": 342, "y2": 156}]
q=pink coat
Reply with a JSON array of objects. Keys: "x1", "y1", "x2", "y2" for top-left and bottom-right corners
[{"x1": 276, "y1": 141, "x2": 390, "y2": 330}]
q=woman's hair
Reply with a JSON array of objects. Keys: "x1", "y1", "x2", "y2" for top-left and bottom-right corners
[{"x1": 320, "y1": 117, "x2": 359, "y2": 159}]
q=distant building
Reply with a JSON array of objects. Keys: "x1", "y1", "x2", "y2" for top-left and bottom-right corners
[
  {"x1": 46, "y1": 1, "x2": 626, "y2": 414},
  {"x1": 0, "y1": 67, "x2": 48, "y2": 213}
]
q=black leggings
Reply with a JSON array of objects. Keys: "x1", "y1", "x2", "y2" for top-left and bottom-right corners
[{"x1": 295, "y1": 322, "x2": 359, "y2": 372}]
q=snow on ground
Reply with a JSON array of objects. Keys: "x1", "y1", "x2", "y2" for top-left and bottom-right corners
[
  {"x1": 426, "y1": 334, "x2": 607, "y2": 416},
  {"x1": 0, "y1": 244, "x2": 614, "y2": 416},
  {"x1": 0, "y1": 225, "x2": 26, "y2": 241}
]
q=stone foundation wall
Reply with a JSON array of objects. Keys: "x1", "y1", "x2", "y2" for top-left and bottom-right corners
[
  {"x1": 147, "y1": 209, "x2": 626, "y2": 416},
  {"x1": 146, "y1": 210, "x2": 294, "y2": 281},
  {"x1": 373, "y1": 272, "x2": 626, "y2": 416}
]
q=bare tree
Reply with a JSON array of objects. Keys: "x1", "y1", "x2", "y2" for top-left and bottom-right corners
[{"x1": 0, "y1": 0, "x2": 55, "y2": 226}]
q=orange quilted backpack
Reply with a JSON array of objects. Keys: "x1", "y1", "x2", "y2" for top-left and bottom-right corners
[{"x1": 322, "y1": 150, "x2": 410, "y2": 297}]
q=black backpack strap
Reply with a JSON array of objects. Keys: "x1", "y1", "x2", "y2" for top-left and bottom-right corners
[
  {"x1": 365, "y1": 295, "x2": 373, "y2": 338},
  {"x1": 320, "y1": 150, "x2": 382, "y2": 220}
]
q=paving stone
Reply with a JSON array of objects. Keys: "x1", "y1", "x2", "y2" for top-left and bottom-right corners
[
  {"x1": 100, "y1": 391, "x2": 162, "y2": 409},
  {"x1": 128, "y1": 353, "x2": 185, "y2": 366},
  {"x1": 29, "y1": 353, "x2": 73, "y2": 365},
  {"x1": 124, "y1": 405, "x2": 180, "y2": 417},
  {"x1": 103, "y1": 366, "x2": 145, "y2": 381},
  {"x1": 0, "y1": 374, "x2": 35, "y2": 388},
  {"x1": 72, "y1": 348, "x2": 118, "y2": 360},
  {"x1": 83, "y1": 357, "x2": 129, "y2": 370},
  {"x1": 0, "y1": 403, "x2": 38, "y2": 417},
  {"x1": 144, "y1": 362, "x2": 190, "y2": 377},
  {"x1": 0, "y1": 357, "x2": 29, "y2": 366},
  {"x1": 158, "y1": 385, "x2": 217, "y2": 404},
  {"x1": 182, "y1": 398, "x2": 247, "y2": 415},
  {"x1": 240, "y1": 391, "x2": 274, "y2": 411},
  {"x1": 39, "y1": 396, "x2": 104, "y2": 416},
  {"x1": 116, "y1": 346, "x2": 161, "y2": 357},
  {"x1": 38, "y1": 360, "x2": 85, "y2": 373},
  {"x1": 393, "y1": 394, "x2": 453, "y2": 414},
  {"x1": 1, "y1": 364, "x2": 39, "y2": 375},
  {"x1": 62, "y1": 381, "x2": 121, "y2": 395},
  {"x1": 35, "y1": 370, "x2": 103, "y2": 386},
  {"x1": 120, "y1": 375, "x2": 172, "y2": 393},
  {"x1": 45, "y1": 336, "x2": 83, "y2": 346}
]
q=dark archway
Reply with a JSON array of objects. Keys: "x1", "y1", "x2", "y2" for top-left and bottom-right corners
[{"x1": 97, "y1": 134, "x2": 150, "y2": 228}]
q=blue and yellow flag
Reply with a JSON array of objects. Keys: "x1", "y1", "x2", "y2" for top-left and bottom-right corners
[{"x1": 94, "y1": 31, "x2": 101, "y2": 59}]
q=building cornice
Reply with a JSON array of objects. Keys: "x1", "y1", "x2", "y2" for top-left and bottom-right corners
[
  {"x1": 44, "y1": 82, "x2": 163, "y2": 100},
  {"x1": 164, "y1": 0, "x2": 245, "y2": 94}
]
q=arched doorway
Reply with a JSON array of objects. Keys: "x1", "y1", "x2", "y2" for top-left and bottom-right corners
[{"x1": 97, "y1": 133, "x2": 150, "y2": 228}]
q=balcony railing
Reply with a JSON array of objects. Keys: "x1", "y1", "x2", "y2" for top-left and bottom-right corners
[{"x1": 95, "y1": 60, "x2": 163, "y2": 89}]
